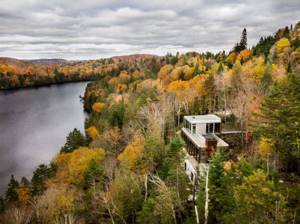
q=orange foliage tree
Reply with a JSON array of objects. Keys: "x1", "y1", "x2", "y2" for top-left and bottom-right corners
[
  {"x1": 92, "y1": 102, "x2": 105, "y2": 113},
  {"x1": 86, "y1": 126, "x2": 100, "y2": 140}
]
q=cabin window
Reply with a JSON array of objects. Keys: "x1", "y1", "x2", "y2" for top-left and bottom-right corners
[
  {"x1": 215, "y1": 123, "x2": 221, "y2": 133},
  {"x1": 185, "y1": 120, "x2": 191, "y2": 130},
  {"x1": 192, "y1": 124, "x2": 196, "y2": 134},
  {"x1": 206, "y1": 123, "x2": 214, "y2": 133}
]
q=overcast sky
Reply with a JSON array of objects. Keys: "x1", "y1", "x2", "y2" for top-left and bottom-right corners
[{"x1": 0, "y1": 0, "x2": 299, "y2": 60}]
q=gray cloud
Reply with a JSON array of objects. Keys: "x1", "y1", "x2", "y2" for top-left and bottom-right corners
[{"x1": 0, "y1": 0, "x2": 299, "y2": 60}]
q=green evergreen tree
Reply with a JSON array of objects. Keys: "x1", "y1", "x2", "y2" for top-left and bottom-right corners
[
  {"x1": 109, "y1": 102, "x2": 125, "y2": 128},
  {"x1": 159, "y1": 136, "x2": 184, "y2": 179},
  {"x1": 253, "y1": 36, "x2": 276, "y2": 57},
  {"x1": 283, "y1": 26, "x2": 290, "y2": 38},
  {"x1": 5, "y1": 175, "x2": 19, "y2": 204},
  {"x1": 83, "y1": 159, "x2": 104, "y2": 190},
  {"x1": 208, "y1": 150, "x2": 225, "y2": 222},
  {"x1": 233, "y1": 28, "x2": 247, "y2": 53},
  {"x1": 137, "y1": 197, "x2": 159, "y2": 224},
  {"x1": 240, "y1": 28, "x2": 247, "y2": 49},
  {"x1": 256, "y1": 73, "x2": 300, "y2": 173},
  {"x1": 19, "y1": 177, "x2": 30, "y2": 190},
  {"x1": 0, "y1": 196, "x2": 4, "y2": 212},
  {"x1": 30, "y1": 163, "x2": 57, "y2": 196},
  {"x1": 61, "y1": 128, "x2": 87, "y2": 153}
]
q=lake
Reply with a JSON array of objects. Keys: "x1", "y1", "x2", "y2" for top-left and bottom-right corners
[{"x1": 0, "y1": 82, "x2": 88, "y2": 195}]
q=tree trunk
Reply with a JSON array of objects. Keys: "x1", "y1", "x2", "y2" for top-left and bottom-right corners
[
  {"x1": 195, "y1": 205, "x2": 200, "y2": 224},
  {"x1": 176, "y1": 166, "x2": 180, "y2": 200},
  {"x1": 144, "y1": 175, "x2": 148, "y2": 201},
  {"x1": 204, "y1": 166, "x2": 210, "y2": 224}
]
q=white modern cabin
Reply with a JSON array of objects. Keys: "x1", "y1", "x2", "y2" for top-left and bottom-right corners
[{"x1": 181, "y1": 114, "x2": 228, "y2": 163}]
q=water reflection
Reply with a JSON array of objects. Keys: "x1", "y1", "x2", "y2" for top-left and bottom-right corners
[{"x1": 0, "y1": 82, "x2": 88, "y2": 194}]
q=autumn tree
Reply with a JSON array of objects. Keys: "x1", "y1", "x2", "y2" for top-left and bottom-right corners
[
  {"x1": 258, "y1": 137, "x2": 274, "y2": 174},
  {"x1": 92, "y1": 102, "x2": 105, "y2": 113},
  {"x1": 16, "y1": 177, "x2": 30, "y2": 206},
  {"x1": 105, "y1": 172, "x2": 143, "y2": 223},
  {"x1": 138, "y1": 176, "x2": 178, "y2": 224},
  {"x1": 34, "y1": 185, "x2": 78, "y2": 223},
  {"x1": 118, "y1": 132, "x2": 145, "y2": 171},
  {"x1": 276, "y1": 38, "x2": 291, "y2": 51},
  {"x1": 2, "y1": 205, "x2": 33, "y2": 224},
  {"x1": 86, "y1": 126, "x2": 100, "y2": 141},
  {"x1": 90, "y1": 127, "x2": 124, "y2": 155},
  {"x1": 137, "y1": 102, "x2": 166, "y2": 171},
  {"x1": 167, "y1": 80, "x2": 191, "y2": 126},
  {"x1": 53, "y1": 147, "x2": 105, "y2": 186}
]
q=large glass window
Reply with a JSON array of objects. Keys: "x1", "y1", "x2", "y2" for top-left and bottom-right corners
[
  {"x1": 215, "y1": 123, "x2": 221, "y2": 133},
  {"x1": 185, "y1": 120, "x2": 191, "y2": 130},
  {"x1": 206, "y1": 123, "x2": 214, "y2": 133},
  {"x1": 185, "y1": 120, "x2": 191, "y2": 131},
  {"x1": 192, "y1": 124, "x2": 196, "y2": 134}
]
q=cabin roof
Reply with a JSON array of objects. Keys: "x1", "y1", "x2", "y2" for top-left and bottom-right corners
[{"x1": 184, "y1": 114, "x2": 221, "y2": 124}]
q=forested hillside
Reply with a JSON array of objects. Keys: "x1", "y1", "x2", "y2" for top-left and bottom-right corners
[
  {"x1": 0, "y1": 54, "x2": 161, "y2": 89},
  {"x1": 1, "y1": 22, "x2": 300, "y2": 224}
]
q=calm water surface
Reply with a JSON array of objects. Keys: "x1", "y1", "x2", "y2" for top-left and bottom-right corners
[{"x1": 0, "y1": 82, "x2": 88, "y2": 194}]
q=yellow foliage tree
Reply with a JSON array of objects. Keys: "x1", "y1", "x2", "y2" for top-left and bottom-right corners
[
  {"x1": 189, "y1": 74, "x2": 207, "y2": 96},
  {"x1": 92, "y1": 102, "x2": 105, "y2": 113},
  {"x1": 167, "y1": 80, "x2": 193, "y2": 126},
  {"x1": 117, "y1": 83, "x2": 127, "y2": 93},
  {"x1": 53, "y1": 147, "x2": 105, "y2": 185},
  {"x1": 86, "y1": 126, "x2": 100, "y2": 140},
  {"x1": 35, "y1": 184, "x2": 77, "y2": 223},
  {"x1": 169, "y1": 66, "x2": 183, "y2": 81},
  {"x1": 226, "y1": 52, "x2": 237, "y2": 65},
  {"x1": 136, "y1": 79, "x2": 163, "y2": 93},
  {"x1": 167, "y1": 80, "x2": 190, "y2": 100},
  {"x1": 242, "y1": 57, "x2": 266, "y2": 83},
  {"x1": 117, "y1": 132, "x2": 145, "y2": 170},
  {"x1": 183, "y1": 65, "x2": 195, "y2": 80},
  {"x1": 253, "y1": 57, "x2": 266, "y2": 82},
  {"x1": 258, "y1": 137, "x2": 273, "y2": 159},
  {"x1": 16, "y1": 185, "x2": 30, "y2": 206},
  {"x1": 108, "y1": 77, "x2": 118, "y2": 89},
  {"x1": 157, "y1": 64, "x2": 173, "y2": 80},
  {"x1": 276, "y1": 38, "x2": 290, "y2": 51}
]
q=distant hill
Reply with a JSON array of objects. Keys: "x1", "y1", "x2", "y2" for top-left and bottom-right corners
[{"x1": 28, "y1": 59, "x2": 71, "y2": 65}]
